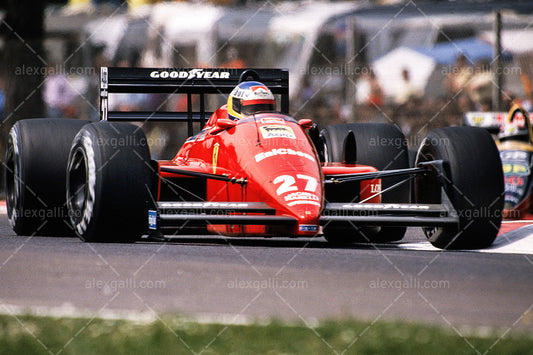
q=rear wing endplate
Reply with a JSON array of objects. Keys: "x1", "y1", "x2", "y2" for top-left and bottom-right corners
[{"x1": 100, "y1": 67, "x2": 289, "y2": 135}]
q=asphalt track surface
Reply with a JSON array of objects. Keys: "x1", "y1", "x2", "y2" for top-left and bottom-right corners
[{"x1": 1, "y1": 210, "x2": 533, "y2": 333}]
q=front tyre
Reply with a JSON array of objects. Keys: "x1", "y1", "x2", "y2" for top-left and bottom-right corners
[
  {"x1": 415, "y1": 126, "x2": 504, "y2": 249},
  {"x1": 66, "y1": 122, "x2": 152, "y2": 242}
]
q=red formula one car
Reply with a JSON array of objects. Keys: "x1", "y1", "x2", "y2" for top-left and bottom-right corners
[{"x1": 5, "y1": 68, "x2": 504, "y2": 249}]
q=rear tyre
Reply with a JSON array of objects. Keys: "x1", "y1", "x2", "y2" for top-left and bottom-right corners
[
  {"x1": 5, "y1": 119, "x2": 88, "y2": 236},
  {"x1": 321, "y1": 123, "x2": 410, "y2": 243},
  {"x1": 66, "y1": 122, "x2": 152, "y2": 243},
  {"x1": 415, "y1": 126, "x2": 504, "y2": 249}
]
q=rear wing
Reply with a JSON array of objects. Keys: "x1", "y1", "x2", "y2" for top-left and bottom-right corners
[
  {"x1": 464, "y1": 111, "x2": 507, "y2": 133},
  {"x1": 464, "y1": 109, "x2": 530, "y2": 134},
  {"x1": 100, "y1": 67, "x2": 289, "y2": 135}
]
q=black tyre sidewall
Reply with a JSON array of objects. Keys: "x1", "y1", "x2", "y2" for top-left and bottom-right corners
[
  {"x1": 67, "y1": 122, "x2": 152, "y2": 242},
  {"x1": 5, "y1": 119, "x2": 88, "y2": 236},
  {"x1": 321, "y1": 123, "x2": 410, "y2": 243},
  {"x1": 415, "y1": 126, "x2": 504, "y2": 249}
]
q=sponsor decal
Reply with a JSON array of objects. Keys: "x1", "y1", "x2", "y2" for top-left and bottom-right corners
[
  {"x1": 472, "y1": 116, "x2": 485, "y2": 125},
  {"x1": 341, "y1": 204, "x2": 431, "y2": 210},
  {"x1": 148, "y1": 210, "x2": 157, "y2": 230},
  {"x1": 503, "y1": 163, "x2": 530, "y2": 175},
  {"x1": 500, "y1": 150, "x2": 529, "y2": 161},
  {"x1": 250, "y1": 85, "x2": 271, "y2": 97},
  {"x1": 255, "y1": 148, "x2": 315, "y2": 163},
  {"x1": 159, "y1": 202, "x2": 250, "y2": 208},
  {"x1": 500, "y1": 150, "x2": 532, "y2": 208},
  {"x1": 299, "y1": 225, "x2": 319, "y2": 232},
  {"x1": 370, "y1": 183, "x2": 381, "y2": 193},
  {"x1": 149, "y1": 69, "x2": 230, "y2": 80},
  {"x1": 284, "y1": 192, "x2": 319, "y2": 202},
  {"x1": 232, "y1": 85, "x2": 273, "y2": 100},
  {"x1": 212, "y1": 143, "x2": 219, "y2": 174},
  {"x1": 288, "y1": 201, "x2": 321, "y2": 207},
  {"x1": 260, "y1": 125, "x2": 296, "y2": 139},
  {"x1": 464, "y1": 112, "x2": 505, "y2": 127},
  {"x1": 260, "y1": 117, "x2": 285, "y2": 124}
]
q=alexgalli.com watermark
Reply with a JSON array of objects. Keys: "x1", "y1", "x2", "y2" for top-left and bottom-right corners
[
  {"x1": 369, "y1": 277, "x2": 450, "y2": 290},
  {"x1": 86, "y1": 278, "x2": 166, "y2": 293},
  {"x1": 300, "y1": 64, "x2": 373, "y2": 77},
  {"x1": 227, "y1": 277, "x2": 308, "y2": 290},
  {"x1": 14, "y1": 64, "x2": 96, "y2": 77}
]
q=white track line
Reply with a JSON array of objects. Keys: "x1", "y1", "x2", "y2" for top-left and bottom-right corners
[
  {"x1": 0, "y1": 302, "x2": 257, "y2": 326},
  {"x1": 398, "y1": 223, "x2": 533, "y2": 255}
]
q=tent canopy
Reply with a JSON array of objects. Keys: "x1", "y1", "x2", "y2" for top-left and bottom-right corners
[
  {"x1": 413, "y1": 37, "x2": 511, "y2": 65},
  {"x1": 373, "y1": 37, "x2": 512, "y2": 100},
  {"x1": 481, "y1": 30, "x2": 533, "y2": 55}
]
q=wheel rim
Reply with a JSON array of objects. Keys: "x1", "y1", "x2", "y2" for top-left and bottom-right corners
[{"x1": 67, "y1": 148, "x2": 89, "y2": 225}]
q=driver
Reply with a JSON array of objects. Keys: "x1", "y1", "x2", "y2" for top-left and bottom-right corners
[{"x1": 227, "y1": 81, "x2": 276, "y2": 120}]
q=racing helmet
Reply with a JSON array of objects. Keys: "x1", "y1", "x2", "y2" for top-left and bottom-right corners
[
  {"x1": 227, "y1": 81, "x2": 276, "y2": 120},
  {"x1": 499, "y1": 121, "x2": 530, "y2": 142}
]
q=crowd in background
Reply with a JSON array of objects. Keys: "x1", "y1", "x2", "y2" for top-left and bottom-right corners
[
  {"x1": 5, "y1": 0, "x2": 532, "y2": 154},
  {"x1": 295, "y1": 54, "x2": 529, "y2": 148},
  {"x1": 24, "y1": 51, "x2": 530, "y2": 154}
]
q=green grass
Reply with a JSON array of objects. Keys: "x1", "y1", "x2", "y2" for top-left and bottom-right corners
[{"x1": 1, "y1": 314, "x2": 532, "y2": 354}]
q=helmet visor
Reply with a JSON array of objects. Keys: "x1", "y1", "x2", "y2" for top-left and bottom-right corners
[{"x1": 241, "y1": 99, "x2": 276, "y2": 116}]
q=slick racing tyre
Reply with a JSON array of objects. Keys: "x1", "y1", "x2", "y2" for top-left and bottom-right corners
[
  {"x1": 66, "y1": 122, "x2": 152, "y2": 243},
  {"x1": 415, "y1": 126, "x2": 504, "y2": 249},
  {"x1": 5, "y1": 118, "x2": 88, "y2": 236},
  {"x1": 320, "y1": 123, "x2": 410, "y2": 244}
]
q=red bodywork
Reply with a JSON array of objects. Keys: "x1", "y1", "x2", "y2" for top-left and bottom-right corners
[{"x1": 156, "y1": 105, "x2": 381, "y2": 237}]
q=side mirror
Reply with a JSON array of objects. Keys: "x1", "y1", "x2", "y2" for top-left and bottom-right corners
[
  {"x1": 210, "y1": 119, "x2": 237, "y2": 135},
  {"x1": 298, "y1": 119, "x2": 313, "y2": 129}
]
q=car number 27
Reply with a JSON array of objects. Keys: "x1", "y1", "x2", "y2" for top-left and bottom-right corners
[{"x1": 273, "y1": 174, "x2": 318, "y2": 195}]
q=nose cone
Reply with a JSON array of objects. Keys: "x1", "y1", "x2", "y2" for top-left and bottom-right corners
[
  {"x1": 229, "y1": 115, "x2": 324, "y2": 235},
  {"x1": 263, "y1": 169, "x2": 323, "y2": 235}
]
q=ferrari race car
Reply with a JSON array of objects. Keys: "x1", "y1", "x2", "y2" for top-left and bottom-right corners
[
  {"x1": 465, "y1": 103, "x2": 533, "y2": 219},
  {"x1": 5, "y1": 68, "x2": 504, "y2": 249}
]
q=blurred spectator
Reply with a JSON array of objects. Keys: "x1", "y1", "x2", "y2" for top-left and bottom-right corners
[
  {"x1": 479, "y1": 97, "x2": 493, "y2": 112},
  {"x1": 467, "y1": 60, "x2": 493, "y2": 110},
  {"x1": 220, "y1": 47, "x2": 246, "y2": 68},
  {"x1": 43, "y1": 65, "x2": 78, "y2": 118},
  {"x1": 456, "y1": 93, "x2": 475, "y2": 113},
  {"x1": 443, "y1": 54, "x2": 472, "y2": 95},
  {"x1": 394, "y1": 68, "x2": 422, "y2": 105},
  {"x1": 356, "y1": 69, "x2": 383, "y2": 108},
  {"x1": 367, "y1": 70, "x2": 384, "y2": 107}
]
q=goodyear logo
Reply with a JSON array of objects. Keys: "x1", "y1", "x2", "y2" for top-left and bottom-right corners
[
  {"x1": 260, "y1": 125, "x2": 296, "y2": 139},
  {"x1": 150, "y1": 69, "x2": 230, "y2": 80}
]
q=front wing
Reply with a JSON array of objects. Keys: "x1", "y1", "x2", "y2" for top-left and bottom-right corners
[{"x1": 148, "y1": 201, "x2": 459, "y2": 231}]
